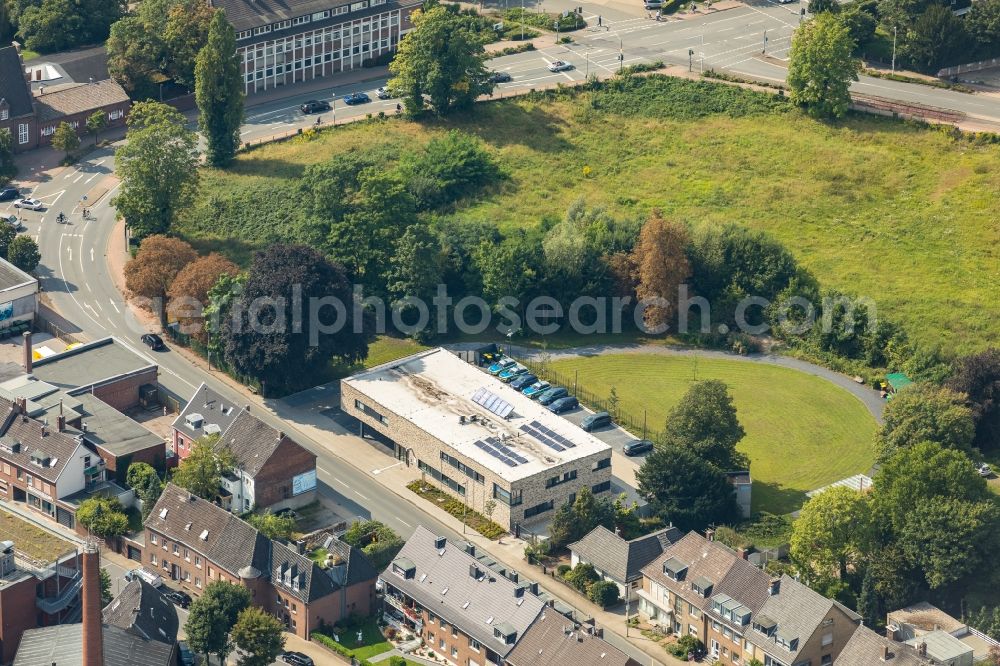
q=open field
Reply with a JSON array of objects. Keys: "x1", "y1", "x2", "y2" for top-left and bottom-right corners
[
  {"x1": 546, "y1": 354, "x2": 877, "y2": 514},
  {"x1": 0, "y1": 507, "x2": 74, "y2": 563},
  {"x1": 183, "y1": 79, "x2": 1000, "y2": 354}
]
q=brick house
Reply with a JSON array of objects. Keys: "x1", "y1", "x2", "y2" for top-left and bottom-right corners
[
  {"x1": 638, "y1": 531, "x2": 862, "y2": 666},
  {"x1": 0, "y1": 45, "x2": 129, "y2": 154},
  {"x1": 172, "y1": 383, "x2": 316, "y2": 513},
  {"x1": 143, "y1": 483, "x2": 378, "y2": 639}
]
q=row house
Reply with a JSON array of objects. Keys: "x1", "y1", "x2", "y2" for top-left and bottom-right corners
[
  {"x1": 143, "y1": 483, "x2": 378, "y2": 639},
  {"x1": 639, "y1": 531, "x2": 862, "y2": 666},
  {"x1": 172, "y1": 383, "x2": 317, "y2": 513}
]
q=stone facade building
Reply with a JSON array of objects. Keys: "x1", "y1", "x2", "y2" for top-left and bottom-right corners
[{"x1": 341, "y1": 348, "x2": 613, "y2": 531}]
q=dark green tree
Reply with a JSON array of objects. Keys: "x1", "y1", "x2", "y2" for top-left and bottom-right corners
[
  {"x1": 966, "y1": 0, "x2": 1000, "y2": 57},
  {"x1": 100, "y1": 568, "x2": 112, "y2": 605},
  {"x1": 86, "y1": 110, "x2": 108, "y2": 145},
  {"x1": 185, "y1": 581, "x2": 251, "y2": 664},
  {"x1": 386, "y1": 224, "x2": 443, "y2": 340},
  {"x1": 126, "y1": 462, "x2": 163, "y2": 521},
  {"x1": 113, "y1": 102, "x2": 198, "y2": 239},
  {"x1": 548, "y1": 486, "x2": 616, "y2": 550},
  {"x1": 947, "y1": 348, "x2": 1000, "y2": 453},
  {"x1": 663, "y1": 379, "x2": 748, "y2": 470},
  {"x1": 50, "y1": 122, "x2": 79, "y2": 157},
  {"x1": 196, "y1": 10, "x2": 244, "y2": 167},
  {"x1": 388, "y1": 4, "x2": 493, "y2": 115},
  {"x1": 232, "y1": 607, "x2": 285, "y2": 666},
  {"x1": 809, "y1": 0, "x2": 840, "y2": 13},
  {"x1": 856, "y1": 567, "x2": 881, "y2": 629},
  {"x1": 398, "y1": 131, "x2": 501, "y2": 208},
  {"x1": 788, "y1": 12, "x2": 861, "y2": 118},
  {"x1": 0, "y1": 128, "x2": 15, "y2": 185},
  {"x1": 220, "y1": 245, "x2": 372, "y2": 395},
  {"x1": 77, "y1": 496, "x2": 130, "y2": 538},
  {"x1": 874, "y1": 383, "x2": 975, "y2": 463},
  {"x1": 588, "y1": 580, "x2": 621, "y2": 607},
  {"x1": 0, "y1": 224, "x2": 16, "y2": 260},
  {"x1": 171, "y1": 434, "x2": 235, "y2": 500},
  {"x1": 637, "y1": 444, "x2": 740, "y2": 532},
  {"x1": 164, "y1": 0, "x2": 217, "y2": 87},
  {"x1": 247, "y1": 510, "x2": 296, "y2": 541},
  {"x1": 7, "y1": 236, "x2": 40, "y2": 272},
  {"x1": 474, "y1": 232, "x2": 543, "y2": 313},
  {"x1": 906, "y1": 4, "x2": 968, "y2": 72}
]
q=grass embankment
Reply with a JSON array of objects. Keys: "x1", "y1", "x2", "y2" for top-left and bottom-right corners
[
  {"x1": 182, "y1": 76, "x2": 1000, "y2": 354},
  {"x1": 547, "y1": 354, "x2": 877, "y2": 514}
]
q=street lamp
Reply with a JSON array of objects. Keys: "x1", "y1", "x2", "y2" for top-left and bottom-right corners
[{"x1": 891, "y1": 25, "x2": 897, "y2": 73}]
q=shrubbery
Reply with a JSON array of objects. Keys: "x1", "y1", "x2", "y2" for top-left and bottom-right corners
[
  {"x1": 588, "y1": 580, "x2": 621, "y2": 607},
  {"x1": 667, "y1": 634, "x2": 705, "y2": 660}
]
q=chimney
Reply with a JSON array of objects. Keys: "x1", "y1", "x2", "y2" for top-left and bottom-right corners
[
  {"x1": 245, "y1": 404, "x2": 251, "y2": 413},
  {"x1": 737, "y1": 547, "x2": 748, "y2": 560},
  {"x1": 882, "y1": 644, "x2": 890, "y2": 661},
  {"x1": 768, "y1": 578, "x2": 781, "y2": 596},
  {"x1": 22, "y1": 331, "x2": 31, "y2": 373},
  {"x1": 81, "y1": 540, "x2": 104, "y2": 666},
  {"x1": 886, "y1": 626, "x2": 895, "y2": 641},
  {"x1": 705, "y1": 528, "x2": 715, "y2": 542},
  {"x1": 434, "y1": 535, "x2": 446, "y2": 550}
]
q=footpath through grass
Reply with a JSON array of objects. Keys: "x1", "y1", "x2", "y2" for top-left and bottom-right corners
[
  {"x1": 547, "y1": 354, "x2": 877, "y2": 514},
  {"x1": 184, "y1": 76, "x2": 1000, "y2": 354}
]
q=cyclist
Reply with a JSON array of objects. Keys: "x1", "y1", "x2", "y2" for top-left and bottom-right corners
[{"x1": 56, "y1": 212, "x2": 66, "y2": 224}]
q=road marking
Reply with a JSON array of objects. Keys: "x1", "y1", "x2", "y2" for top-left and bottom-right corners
[
  {"x1": 90, "y1": 247, "x2": 94, "y2": 262},
  {"x1": 84, "y1": 302, "x2": 102, "y2": 318},
  {"x1": 109, "y1": 299, "x2": 120, "y2": 313},
  {"x1": 85, "y1": 172, "x2": 101, "y2": 184},
  {"x1": 332, "y1": 477, "x2": 349, "y2": 487},
  {"x1": 63, "y1": 167, "x2": 83, "y2": 180},
  {"x1": 86, "y1": 282, "x2": 92, "y2": 292},
  {"x1": 66, "y1": 246, "x2": 72, "y2": 262},
  {"x1": 396, "y1": 518, "x2": 412, "y2": 528},
  {"x1": 95, "y1": 300, "x2": 104, "y2": 311},
  {"x1": 355, "y1": 491, "x2": 369, "y2": 501}
]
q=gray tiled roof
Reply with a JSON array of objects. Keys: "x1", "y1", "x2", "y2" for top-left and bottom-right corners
[
  {"x1": 384, "y1": 526, "x2": 546, "y2": 658},
  {"x1": 102, "y1": 578, "x2": 178, "y2": 644},
  {"x1": 13, "y1": 623, "x2": 175, "y2": 666},
  {"x1": 217, "y1": 409, "x2": 292, "y2": 477},
  {"x1": 0, "y1": 397, "x2": 86, "y2": 484},
  {"x1": 269, "y1": 538, "x2": 377, "y2": 603},
  {"x1": 0, "y1": 257, "x2": 37, "y2": 292},
  {"x1": 641, "y1": 532, "x2": 746, "y2": 612},
  {"x1": 837, "y1": 626, "x2": 933, "y2": 665},
  {"x1": 32, "y1": 338, "x2": 155, "y2": 392},
  {"x1": 569, "y1": 525, "x2": 682, "y2": 583},
  {"x1": 171, "y1": 383, "x2": 242, "y2": 443},
  {"x1": 145, "y1": 483, "x2": 272, "y2": 578},
  {"x1": 506, "y1": 611, "x2": 637, "y2": 666},
  {"x1": 0, "y1": 47, "x2": 33, "y2": 119},
  {"x1": 34, "y1": 80, "x2": 129, "y2": 123}
]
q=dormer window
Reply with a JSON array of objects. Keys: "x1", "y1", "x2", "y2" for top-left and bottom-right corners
[
  {"x1": 391, "y1": 557, "x2": 416, "y2": 579},
  {"x1": 493, "y1": 623, "x2": 516, "y2": 645},
  {"x1": 753, "y1": 615, "x2": 777, "y2": 637},
  {"x1": 662, "y1": 557, "x2": 688, "y2": 582},
  {"x1": 692, "y1": 576, "x2": 713, "y2": 598}
]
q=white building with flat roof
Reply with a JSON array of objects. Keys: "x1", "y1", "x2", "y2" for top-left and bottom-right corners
[{"x1": 341, "y1": 348, "x2": 614, "y2": 531}]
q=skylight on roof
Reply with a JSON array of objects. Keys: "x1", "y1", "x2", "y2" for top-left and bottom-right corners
[
  {"x1": 199, "y1": 529, "x2": 209, "y2": 540},
  {"x1": 159, "y1": 508, "x2": 168, "y2": 519}
]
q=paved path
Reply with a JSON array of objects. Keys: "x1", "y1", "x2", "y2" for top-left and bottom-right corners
[{"x1": 453, "y1": 341, "x2": 886, "y2": 423}]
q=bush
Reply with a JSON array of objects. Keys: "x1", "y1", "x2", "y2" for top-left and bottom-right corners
[
  {"x1": 565, "y1": 562, "x2": 600, "y2": 592},
  {"x1": 399, "y1": 131, "x2": 503, "y2": 209},
  {"x1": 557, "y1": 564, "x2": 572, "y2": 577},
  {"x1": 667, "y1": 634, "x2": 706, "y2": 659},
  {"x1": 588, "y1": 580, "x2": 621, "y2": 607},
  {"x1": 388, "y1": 657, "x2": 407, "y2": 666}
]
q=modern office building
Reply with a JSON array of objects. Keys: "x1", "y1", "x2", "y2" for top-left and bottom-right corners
[
  {"x1": 212, "y1": 0, "x2": 422, "y2": 95},
  {"x1": 341, "y1": 348, "x2": 614, "y2": 530}
]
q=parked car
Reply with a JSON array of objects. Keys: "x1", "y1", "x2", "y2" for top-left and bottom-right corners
[
  {"x1": 0, "y1": 188, "x2": 19, "y2": 202},
  {"x1": 375, "y1": 86, "x2": 392, "y2": 99},
  {"x1": 548, "y1": 60, "x2": 573, "y2": 72},
  {"x1": 548, "y1": 396, "x2": 579, "y2": 414},
  {"x1": 125, "y1": 567, "x2": 163, "y2": 588},
  {"x1": 343, "y1": 92, "x2": 371, "y2": 105},
  {"x1": 489, "y1": 71, "x2": 512, "y2": 83},
  {"x1": 280, "y1": 652, "x2": 315, "y2": 666},
  {"x1": 163, "y1": 589, "x2": 192, "y2": 608},
  {"x1": 300, "y1": 100, "x2": 331, "y2": 114},
  {"x1": 488, "y1": 358, "x2": 517, "y2": 375},
  {"x1": 978, "y1": 463, "x2": 992, "y2": 477},
  {"x1": 522, "y1": 380, "x2": 551, "y2": 399},
  {"x1": 1, "y1": 215, "x2": 22, "y2": 231},
  {"x1": 623, "y1": 439, "x2": 654, "y2": 456},
  {"x1": 140, "y1": 333, "x2": 165, "y2": 351},
  {"x1": 509, "y1": 374, "x2": 538, "y2": 391},
  {"x1": 178, "y1": 641, "x2": 196, "y2": 666},
  {"x1": 498, "y1": 365, "x2": 528, "y2": 382},
  {"x1": 581, "y1": 411, "x2": 611, "y2": 432},
  {"x1": 13, "y1": 198, "x2": 42, "y2": 211},
  {"x1": 481, "y1": 349, "x2": 503, "y2": 364},
  {"x1": 537, "y1": 387, "x2": 568, "y2": 405}
]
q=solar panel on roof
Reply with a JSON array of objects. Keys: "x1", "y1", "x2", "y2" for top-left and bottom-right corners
[
  {"x1": 502, "y1": 458, "x2": 517, "y2": 467},
  {"x1": 472, "y1": 388, "x2": 514, "y2": 418}
]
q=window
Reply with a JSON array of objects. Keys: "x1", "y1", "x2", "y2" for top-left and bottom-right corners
[
  {"x1": 417, "y1": 460, "x2": 465, "y2": 495},
  {"x1": 275, "y1": 19, "x2": 291, "y2": 30},
  {"x1": 545, "y1": 470, "x2": 577, "y2": 488},
  {"x1": 350, "y1": 0, "x2": 367, "y2": 9},
  {"x1": 312, "y1": 10, "x2": 330, "y2": 19},
  {"x1": 150, "y1": 554, "x2": 158, "y2": 565},
  {"x1": 451, "y1": 647, "x2": 457, "y2": 658},
  {"x1": 335, "y1": 5, "x2": 348, "y2": 14},
  {"x1": 354, "y1": 399, "x2": 387, "y2": 424},
  {"x1": 821, "y1": 632, "x2": 833, "y2": 646},
  {"x1": 195, "y1": 577, "x2": 202, "y2": 588},
  {"x1": 292, "y1": 603, "x2": 297, "y2": 614},
  {"x1": 470, "y1": 638, "x2": 481, "y2": 652},
  {"x1": 593, "y1": 457, "x2": 611, "y2": 471},
  {"x1": 439, "y1": 639, "x2": 445, "y2": 650},
  {"x1": 196, "y1": 556, "x2": 202, "y2": 568},
  {"x1": 441, "y1": 452, "x2": 484, "y2": 483},
  {"x1": 253, "y1": 25, "x2": 271, "y2": 35},
  {"x1": 17, "y1": 124, "x2": 28, "y2": 145},
  {"x1": 821, "y1": 656, "x2": 832, "y2": 666},
  {"x1": 173, "y1": 544, "x2": 180, "y2": 555},
  {"x1": 293, "y1": 15, "x2": 310, "y2": 25},
  {"x1": 150, "y1": 533, "x2": 158, "y2": 545},
  {"x1": 0, "y1": 109, "x2": 7, "y2": 121},
  {"x1": 592, "y1": 480, "x2": 612, "y2": 494},
  {"x1": 523, "y1": 500, "x2": 554, "y2": 518},
  {"x1": 237, "y1": 30, "x2": 252, "y2": 39},
  {"x1": 493, "y1": 484, "x2": 522, "y2": 506}
]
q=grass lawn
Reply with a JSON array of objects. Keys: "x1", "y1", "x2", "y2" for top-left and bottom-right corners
[
  {"x1": 184, "y1": 79, "x2": 1000, "y2": 355},
  {"x1": 363, "y1": 336, "x2": 430, "y2": 368},
  {"x1": 331, "y1": 617, "x2": 392, "y2": 660},
  {"x1": 0, "y1": 507, "x2": 74, "y2": 563},
  {"x1": 546, "y1": 354, "x2": 877, "y2": 514}
]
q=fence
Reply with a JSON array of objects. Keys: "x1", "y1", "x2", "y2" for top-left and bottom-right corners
[
  {"x1": 850, "y1": 93, "x2": 966, "y2": 124},
  {"x1": 938, "y1": 57, "x2": 1000, "y2": 78},
  {"x1": 518, "y1": 355, "x2": 665, "y2": 443}
]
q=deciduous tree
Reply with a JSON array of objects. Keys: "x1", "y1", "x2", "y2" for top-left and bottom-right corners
[
  {"x1": 247, "y1": 510, "x2": 296, "y2": 541},
  {"x1": 126, "y1": 462, "x2": 163, "y2": 521},
  {"x1": 123, "y1": 235, "x2": 198, "y2": 325},
  {"x1": 947, "y1": 348, "x2": 1000, "y2": 453},
  {"x1": 636, "y1": 444, "x2": 740, "y2": 532},
  {"x1": 50, "y1": 122, "x2": 79, "y2": 156},
  {"x1": 788, "y1": 12, "x2": 861, "y2": 118},
  {"x1": 386, "y1": 224, "x2": 443, "y2": 339},
  {"x1": 166, "y1": 0, "x2": 217, "y2": 88},
  {"x1": 86, "y1": 111, "x2": 108, "y2": 145},
  {"x1": 631, "y1": 213, "x2": 690, "y2": 332},
  {"x1": 196, "y1": 10, "x2": 244, "y2": 167},
  {"x1": 7, "y1": 236, "x2": 40, "y2": 273},
  {"x1": 663, "y1": 379, "x2": 748, "y2": 471},
  {"x1": 0, "y1": 128, "x2": 15, "y2": 184},
  {"x1": 171, "y1": 434, "x2": 235, "y2": 501},
  {"x1": 232, "y1": 607, "x2": 285, "y2": 666},
  {"x1": 113, "y1": 102, "x2": 199, "y2": 239},
  {"x1": 790, "y1": 485, "x2": 871, "y2": 581},
  {"x1": 167, "y1": 253, "x2": 239, "y2": 338},
  {"x1": 77, "y1": 496, "x2": 129, "y2": 538},
  {"x1": 906, "y1": 5, "x2": 967, "y2": 72},
  {"x1": 0, "y1": 224, "x2": 16, "y2": 260},
  {"x1": 388, "y1": 5, "x2": 493, "y2": 115},
  {"x1": 220, "y1": 244, "x2": 371, "y2": 395},
  {"x1": 874, "y1": 383, "x2": 975, "y2": 462},
  {"x1": 185, "y1": 581, "x2": 251, "y2": 664}
]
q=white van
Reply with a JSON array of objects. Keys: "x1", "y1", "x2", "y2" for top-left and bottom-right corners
[
  {"x1": 125, "y1": 567, "x2": 163, "y2": 588},
  {"x1": 644, "y1": 0, "x2": 663, "y2": 7}
]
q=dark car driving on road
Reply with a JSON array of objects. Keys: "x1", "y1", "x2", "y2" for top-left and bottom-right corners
[
  {"x1": 141, "y1": 333, "x2": 165, "y2": 351},
  {"x1": 489, "y1": 71, "x2": 512, "y2": 83},
  {"x1": 163, "y1": 589, "x2": 192, "y2": 608},
  {"x1": 300, "y1": 100, "x2": 331, "y2": 114},
  {"x1": 343, "y1": 92, "x2": 371, "y2": 105}
]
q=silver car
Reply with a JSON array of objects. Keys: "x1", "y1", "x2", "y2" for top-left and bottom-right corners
[
  {"x1": 376, "y1": 86, "x2": 392, "y2": 99},
  {"x1": 548, "y1": 60, "x2": 573, "y2": 72},
  {"x1": 13, "y1": 198, "x2": 42, "y2": 210}
]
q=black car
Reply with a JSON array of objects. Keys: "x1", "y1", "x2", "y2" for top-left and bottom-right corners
[
  {"x1": 623, "y1": 439, "x2": 654, "y2": 456},
  {"x1": 343, "y1": 92, "x2": 371, "y2": 105},
  {"x1": 581, "y1": 411, "x2": 611, "y2": 432},
  {"x1": 280, "y1": 652, "x2": 315, "y2": 666},
  {"x1": 547, "y1": 396, "x2": 579, "y2": 414},
  {"x1": 509, "y1": 373, "x2": 538, "y2": 391},
  {"x1": 489, "y1": 71, "x2": 512, "y2": 83},
  {"x1": 0, "y1": 188, "x2": 18, "y2": 202},
  {"x1": 178, "y1": 642, "x2": 195, "y2": 666},
  {"x1": 140, "y1": 333, "x2": 165, "y2": 351},
  {"x1": 300, "y1": 100, "x2": 331, "y2": 114},
  {"x1": 163, "y1": 589, "x2": 192, "y2": 608}
]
